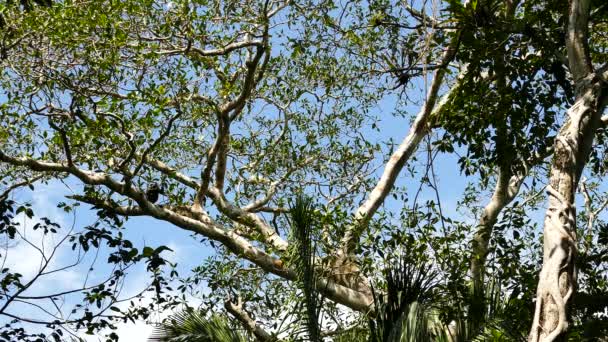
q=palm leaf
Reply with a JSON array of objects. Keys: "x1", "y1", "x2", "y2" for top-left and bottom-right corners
[
  {"x1": 369, "y1": 255, "x2": 440, "y2": 341},
  {"x1": 289, "y1": 194, "x2": 321, "y2": 342},
  {"x1": 148, "y1": 309, "x2": 247, "y2": 342}
]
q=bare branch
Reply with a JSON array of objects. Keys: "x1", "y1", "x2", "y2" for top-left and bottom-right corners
[
  {"x1": 579, "y1": 179, "x2": 608, "y2": 255},
  {"x1": 243, "y1": 157, "x2": 314, "y2": 212},
  {"x1": 214, "y1": 42, "x2": 269, "y2": 192},
  {"x1": 47, "y1": 119, "x2": 73, "y2": 167},
  {"x1": 142, "y1": 155, "x2": 288, "y2": 250},
  {"x1": 154, "y1": 40, "x2": 263, "y2": 58},
  {"x1": 95, "y1": 111, "x2": 136, "y2": 171},
  {"x1": 131, "y1": 109, "x2": 183, "y2": 179},
  {"x1": 207, "y1": 186, "x2": 288, "y2": 251},
  {"x1": 567, "y1": 0, "x2": 593, "y2": 87},
  {"x1": 66, "y1": 195, "x2": 146, "y2": 216}
]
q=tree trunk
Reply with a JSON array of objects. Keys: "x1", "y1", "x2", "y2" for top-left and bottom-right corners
[
  {"x1": 529, "y1": 0, "x2": 608, "y2": 339},
  {"x1": 470, "y1": 166, "x2": 513, "y2": 290},
  {"x1": 528, "y1": 76, "x2": 606, "y2": 342}
]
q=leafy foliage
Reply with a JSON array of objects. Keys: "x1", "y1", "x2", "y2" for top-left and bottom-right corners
[
  {"x1": 0, "y1": 0, "x2": 607, "y2": 340},
  {"x1": 149, "y1": 309, "x2": 247, "y2": 342},
  {"x1": 288, "y1": 195, "x2": 321, "y2": 341}
]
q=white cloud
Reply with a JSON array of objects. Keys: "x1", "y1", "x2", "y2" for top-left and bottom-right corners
[
  {"x1": 79, "y1": 321, "x2": 154, "y2": 342},
  {"x1": 2, "y1": 181, "x2": 204, "y2": 340},
  {"x1": 115, "y1": 321, "x2": 154, "y2": 341}
]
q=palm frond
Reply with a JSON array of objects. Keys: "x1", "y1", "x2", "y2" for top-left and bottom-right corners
[
  {"x1": 444, "y1": 277, "x2": 528, "y2": 342},
  {"x1": 369, "y1": 255, "x2": 440, "y2": 341},
  {"x1": 148, "y1": 309, "x2": 247, "y2": 342},
  {"x1": 289, "y1": 194, "x2": 321, "y2": 342}
]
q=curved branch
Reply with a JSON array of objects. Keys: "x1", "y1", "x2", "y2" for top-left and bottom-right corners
[
  {"x1": 339, "y1": 34, "x2": 463, "y2": 256},
  {"x1": 0, "y1": 175, "x2": 44, "y2": 200},
  {"x1": 0, "y1": 151, "x2": 369, "y2": 311}
]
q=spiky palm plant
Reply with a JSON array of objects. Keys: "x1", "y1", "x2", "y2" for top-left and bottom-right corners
[
  {"x1": 367, "y1": 254, "x2": 528, "y2": 342},
  {"x1": 288, "y1": 194, "x2": 322, "y2": 342},
  {"x1": 148, "y1": 309, "x2": 248, "y2": 342},
  {"x1": 440, "y1": 278, "x2": 527, "y2": 342},
  {"x1": 369, "y1": 255, "x2": 441, "y2": 342}
]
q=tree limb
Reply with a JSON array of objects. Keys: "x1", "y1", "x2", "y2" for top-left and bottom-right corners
[
  {"x1": 338, "y1": 33, "x2": 463, "y2": 256},
  {"x1": 225, "y1": 298, "x2": 275, "y2": 342}
]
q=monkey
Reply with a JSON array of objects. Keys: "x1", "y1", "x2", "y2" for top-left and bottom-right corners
[
  {"x1": 20, "y1": 0, "x2": 33, "y2": 11},
  {"x1": 18, "y1": 0, "x2": 52, "y2": 11},
  {"x1": 548, "y1": 60, "x2": 574, "y2": 103},
  {"x1": 145, "y1": 183, "x2": 164, "y2": 204},
  {"x1": 396, "y1": 73, "x2": 410, "y2": 87},
  {"x1": 323, "y1": 255, "x2": 371, "y2": 296},
  {"x1": 33, "y1": 0, "x2": 52, "y2": 6}
]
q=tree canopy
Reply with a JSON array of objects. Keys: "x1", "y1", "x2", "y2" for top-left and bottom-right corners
[{"x1": 0, "y1": 0, "x2": 607, "y2": 341}]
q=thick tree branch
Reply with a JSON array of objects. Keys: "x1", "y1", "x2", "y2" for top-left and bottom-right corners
[
  {"x1": 567, "y1": 0, "x2": 592, "y2": 87},
  {"x1": 142, "y1": 156, "x2": 288, "y2": 251},
  {"x1": 338, "y1": 34, "x2": 462, "y2": 256},
  {"x1": 207, "y1": 186, "x2": 288, "y2": 251},
  {"x1": 470, "y1": 147, "x2": 553, "y2": 289},
  {"x1": 0, "y1": 150, "x2": 371, "y2": 310},
  {"x1": 67, "y1": 195, "x2": 146, "y2": 216}
]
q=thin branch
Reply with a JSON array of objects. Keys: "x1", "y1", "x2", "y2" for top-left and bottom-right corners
[
  {"x1": 131, "y1": 109, "x2": 183, "y2": 179},
  {"x1": 96, "y1": 111, "x2": 136, "y2": 171},
  {"x1": 154, "y1": 40, "x2": 263, "y2": 58},
  {"x1": 47, "y1": 119, "x2": 73, "y2": 167},
  {"x1": 0, "y1": 175, "x2": 44, "y2": 200},
  {"x1": 66, "y1": 195, "x2": 146, "y2": 216}
]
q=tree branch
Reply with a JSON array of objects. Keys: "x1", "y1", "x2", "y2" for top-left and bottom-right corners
[
  {"x1": 567, "y1": 0, "x2": 592, "y2": 87},
  {"x1": 0, "y1": 175, "x2": 44, "y2": 200},
  {"x1": 225, "y1": 298, "x2": 275, "y2": 342},
  {"x1": 338, "y1": 34, "x2": 463, "y2": 256}
]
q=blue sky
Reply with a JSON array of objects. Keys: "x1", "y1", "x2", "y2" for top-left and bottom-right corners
[
  {"x1": 4, "y1": 1, "x2": 600, "y2": 340},
  {"x1": 0, "y1": 82, "x2": 482, "y2": 340},
  {"x1": 0, "y1": 50, "x2": 564, "y2": 342}
]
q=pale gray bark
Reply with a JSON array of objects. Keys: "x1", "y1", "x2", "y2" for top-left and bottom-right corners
[
  {"x1": 225, "y1": 298, "x2": 275, "y2": 341},
  {"x1": 0, "y1": 151, "x2": 372, "y2": 311},
  {"x1": 338, "y1": 35, "x2": 463, "y2": 257},
  {"x1": 470, "y1": 166, "x2": 524, "y2": 289},
  {"x1": 529, "y1": 78, "x2": 606, "y2": 341},
  {"x1": 470, "y1": 148, "x2": 551, "y2": 289},
  {"x1": 528, "y1": 0, "x2": 607, "y2": 334}
]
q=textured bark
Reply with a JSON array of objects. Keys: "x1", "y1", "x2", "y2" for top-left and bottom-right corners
[
  {"x1": 0, "y1": 152, "x2": 373, "y2": 312},
  {"x1": 470, "y1": 166, "x2": 523, "y2": 289},
  {"x1": 528, "y1": 0, "x2": 607, "y2": 340},
  {"x1": 468, "y1": 0, "x2": 526, "y2": 290},
  {"x1": 470, "y1": 152, "x2": 548, "y2": 289},
  {"x1": 225, "y1": 299, "x2": 275, "y2": 341},
  {"x1": 529, "y1": 78, "x2": 606, "y2": 341}
]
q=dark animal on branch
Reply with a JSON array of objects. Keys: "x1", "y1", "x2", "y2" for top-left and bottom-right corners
[
  {"x1": 548, "y1": 60, "x2": 574, "y2": 103},
  {"x1": 146, "y1": 183, "x2": 164, "y2": 204}
]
